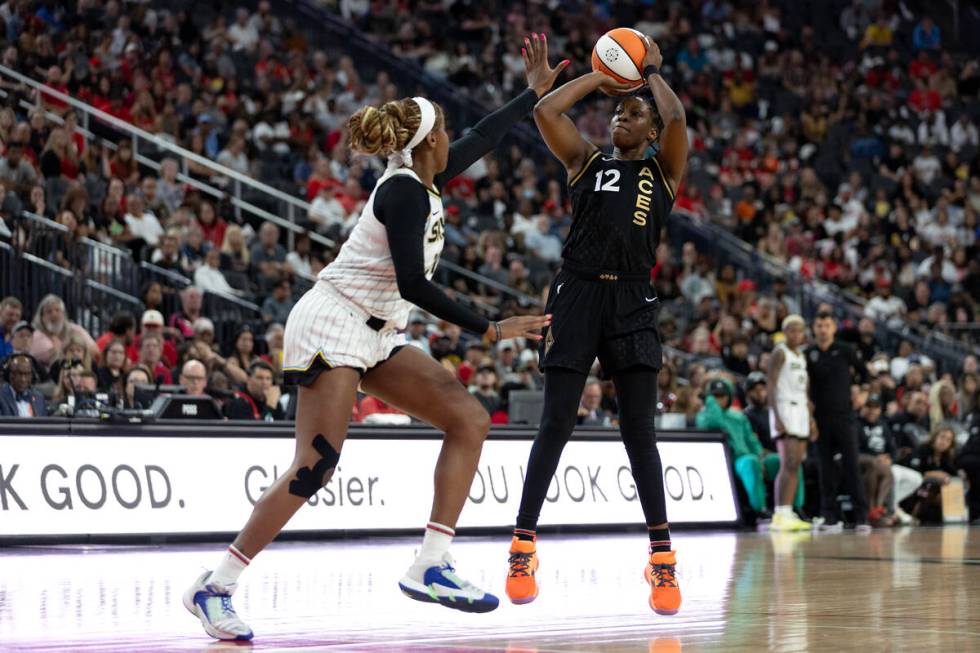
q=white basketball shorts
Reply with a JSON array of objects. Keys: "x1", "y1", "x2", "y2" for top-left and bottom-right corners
[
  {"x1": 282, "y1": 280, "x2": 405, "y2": 385},
  {"x1": 770, "y1": 401, "x2": 810, "y2": 439}
]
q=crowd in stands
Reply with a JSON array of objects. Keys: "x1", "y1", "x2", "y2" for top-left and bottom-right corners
[
  {"x1": 0, "y1": 1, "x2": 979, "y2": 525},
  {"x1": 341, "y1": 0, "x2": 980, "y2": 340},
  {"x1": 0, "y1": 1, "x2": 975, "y2": 333}
]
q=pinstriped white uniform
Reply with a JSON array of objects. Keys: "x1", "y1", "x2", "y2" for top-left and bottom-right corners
[
  {"x1": 282, "y1": 167, "x2": 446, "y2": 374},
  {"x1": 770, "y1": 342, "x2": 811, "y2": 438}
]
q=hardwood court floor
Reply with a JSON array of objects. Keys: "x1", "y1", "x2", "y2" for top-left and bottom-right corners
[{"x1": 0, "y1": 528, "x2": 978, "y2": 652}]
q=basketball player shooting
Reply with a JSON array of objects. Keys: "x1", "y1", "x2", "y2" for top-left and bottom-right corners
[
  {"x1": 504, "y1": 34, "x2": 688, "y2": 616},
  {"x1": 183, "y1": 35, "x2": 568, "y2": 641}
]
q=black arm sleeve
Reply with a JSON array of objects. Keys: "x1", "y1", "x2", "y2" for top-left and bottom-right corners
[
  {"x1": 374, "y1": 177, "x2": 490, "y2": 334},
  {"x1": 434, "y1": 88, "x2": 538, "y2": 187}
]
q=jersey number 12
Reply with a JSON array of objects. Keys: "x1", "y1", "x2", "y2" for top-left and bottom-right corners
[{"x1": 593, "y1": 169, "x2": 620, "y2": 192}]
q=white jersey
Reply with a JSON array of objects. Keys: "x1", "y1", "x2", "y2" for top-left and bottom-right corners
[
  {"x1": 775, "y1": 342, "x2": 808, "y2": 405},
  {"x1": 318, "y1": 167, "x2": 445, "y2": 329}
]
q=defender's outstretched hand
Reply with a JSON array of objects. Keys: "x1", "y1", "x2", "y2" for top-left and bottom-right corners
[
  {"x1": 487, "y1": 314, "x2": 553, "y2": 342},
  {"x1": 522, "y1": 33, "x2": 570, "y2": 98}
]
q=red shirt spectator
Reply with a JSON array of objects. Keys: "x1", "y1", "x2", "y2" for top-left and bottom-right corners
[
  {"x1": 255, "y1": 57, "x2": 291, "y2": 84},
  {"x1": 39, "y1": 65, "x2": 69, "y2": 113},
  {"x1": 96, "y1": 331, "x2": 124, "y2": 353},
  {"x1": 909, "y1": 86, "x2": 941, "y2": 113},
  {"x1": 127, "y1": 311, "x2": 178, "y2": 369},
  {"x1": 674, "y1": 184, "x2": 705, "y2": 218},
  {"x1": 909, "y1": 57, "x2": 937, "y2": 80},
  {"x1": 197, "y1": 202, "x2": 228, "y2": 249},
  {"x1": 40, "y1": 83, "x2": 69, "y2": 112},
  {"x1": 358, "y1": 396, "x2": 404, "y2": 420},
  {"x1": 305, "y1": 165, "x2": 342, "y2": 201}
]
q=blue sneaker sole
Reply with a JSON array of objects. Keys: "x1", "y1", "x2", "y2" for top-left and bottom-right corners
[{"x1": 398, "y1": 582, "x2": 499, "y2": 613}]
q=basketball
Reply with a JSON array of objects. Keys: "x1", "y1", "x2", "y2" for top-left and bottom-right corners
[{"x1": 591, "y1": 27, "x2": 648, "y2": 95}]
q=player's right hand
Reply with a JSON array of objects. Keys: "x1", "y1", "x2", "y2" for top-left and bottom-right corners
[
  {"x1": 588, "y1": 70, "x2": 634, "y2": 94},
  {"x1": 494, "y1": 314, "x2": 552, "y2": 341}
]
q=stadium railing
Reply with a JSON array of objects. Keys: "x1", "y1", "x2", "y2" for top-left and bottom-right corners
[
  {"x1": 0, "y1": 65, "x2": 542, "y2": 315},
  {"x1": 669, "y1": 214, "x2": 980, "y2": 374},
  {"x1": 5, "y1": 210, "x2": 266, "y2": 343},
  {"x1": 16, "y1": 210, "x2": 140, "y2": 293},
  {"x1": 4, "y1": 247, "x2": 140, "y2": 339},
  {"x1": 0, "y1": 63, "x2": 330, "y2": 253}
]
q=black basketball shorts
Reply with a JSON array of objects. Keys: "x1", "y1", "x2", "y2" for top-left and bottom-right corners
[{"x1": 538, "y1": 268, "x2": 663, "y2": 378}]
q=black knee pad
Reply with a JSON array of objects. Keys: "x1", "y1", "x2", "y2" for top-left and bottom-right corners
[{"x1": 288, "y1": 434, "x2": 341, "y2": 499}]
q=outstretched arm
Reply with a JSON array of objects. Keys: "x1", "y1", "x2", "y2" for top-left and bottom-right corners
[
  {"x1": 642, "y1": 37, "x2": 688, "y2": 197},
  {"x1": 532, "y1": 71, "x2": 614, "y2": 179},
  {"x1": 376, "y1": 177, "x2": 549, "y2": 342},
  {"x1": 377, "y1": 178, "x2": 491, "y2": 334},
  {"x1": 434, "y1": 90, "x2": 537, "y2": 186},
  {"x1": 435, "y1": 33, "x2": 568, "y2": 187}
]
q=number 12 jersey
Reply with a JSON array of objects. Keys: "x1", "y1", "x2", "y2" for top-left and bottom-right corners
[{"x1": 563, "y1": 150, "x2": 675, "y2": 273}]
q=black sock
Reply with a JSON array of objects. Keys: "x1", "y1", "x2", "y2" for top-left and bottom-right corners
[
  {"x1": 513, "y1": 528, "x2": 536, "y2": 542},
  {"x1": 649, "y1": 526, "x2": 671, "y2": 554},
  {"x1": 514, "y1": 514, "x2": 537, "y2": 542}
]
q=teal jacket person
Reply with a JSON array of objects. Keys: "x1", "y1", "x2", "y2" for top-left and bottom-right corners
[
  {"x1": 696, "y1": 378, "x2": 763, "y2": 459},
  {"x1": 696, "y1": 378, "x2": 803, "y2": 514}
]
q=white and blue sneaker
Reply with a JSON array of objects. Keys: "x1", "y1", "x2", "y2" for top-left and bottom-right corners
[
  {"x1": 398, "y1": 553, "x2": 499, "y2": 613},
  {"x1": 183, "y1": 570, "x2": 254, "y2": 641}
]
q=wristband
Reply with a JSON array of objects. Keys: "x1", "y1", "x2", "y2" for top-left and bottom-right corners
[
  {"x1": 493, "y1": 321, "x2": 502, "y2": 343},
  {"x1": 643, "y1": 64, "x2": 660, "y2": 79}
]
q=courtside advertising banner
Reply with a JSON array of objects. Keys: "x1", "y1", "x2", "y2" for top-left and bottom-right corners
[{"x1": 0, "y1": 435, "x2": 738, "y2": 538}]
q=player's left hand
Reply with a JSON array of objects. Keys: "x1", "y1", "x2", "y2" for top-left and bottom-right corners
[
  {"x1": 522, "y1": 33, "x2": 570, "y2": 98},
  {"x1": 641, "y1": 35, "x2": 663, "y2": 70},
  {"x1": 495, "y1": 314, "x2": 552, "y2": 341}
]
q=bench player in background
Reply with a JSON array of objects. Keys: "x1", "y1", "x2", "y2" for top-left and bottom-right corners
[
  {"x1": 183, "y1": 36, "x2": 567, "y2": 641},
  {"x1": 505, "y1": 35, "x2": 688, "y2": 616},
  {"x1": 768, "y1": 315, "x2": 813, "y2": 532}
]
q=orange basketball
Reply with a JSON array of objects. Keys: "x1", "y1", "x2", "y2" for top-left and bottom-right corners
[{"x1": 591, "y1": 28, "x2": 648, "y2": 96}]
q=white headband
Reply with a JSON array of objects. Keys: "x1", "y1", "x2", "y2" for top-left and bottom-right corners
[{"x1": 386, "y1": 96, "x2": 436, "y2": 171}]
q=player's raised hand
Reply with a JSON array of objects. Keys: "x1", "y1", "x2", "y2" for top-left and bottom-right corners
[
  {"x1": 492, "y1": 314, "x2": 553, "y2": 341},
  {"x1": 641, "y1": 35, "x2": 663, "y2": 70},
  {"x1": 522, "y1": 33, "x2": 570, "y2": 98}
]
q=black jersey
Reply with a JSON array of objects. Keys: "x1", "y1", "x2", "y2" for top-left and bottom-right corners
[
  {"x1": 563, "y1": 150, "x2": 675, "y2": 273},
  {"x1": 805, "y1": 340, "x2": 868, "y2": 416}
]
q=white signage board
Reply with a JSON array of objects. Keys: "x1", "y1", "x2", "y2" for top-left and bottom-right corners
[{"x1": 0, "y1": 435, "x2": 738, "y2": 538}]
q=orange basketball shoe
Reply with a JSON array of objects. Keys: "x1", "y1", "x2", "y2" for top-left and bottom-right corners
[
  {"x1": 645, "y1": 551, "x2": 681, "y2": 615},
  {"x1": 505, "y1": 537, "x2": 539, "y2": 604}
]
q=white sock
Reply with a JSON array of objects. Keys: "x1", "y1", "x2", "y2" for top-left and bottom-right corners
[
  {"x1": 775, "y1": 505, "x2": 794, "y2": 517},
  {"x1": 210, "y1": 545, "x2": 250, "y2": 589},
  {"x1": 415, "y1": 521, "x2": 454, "y2": 565}
]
